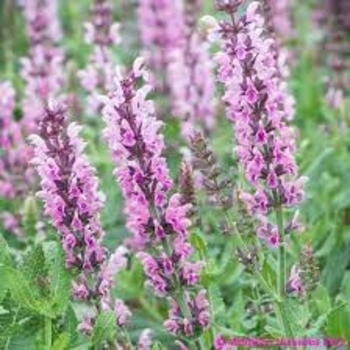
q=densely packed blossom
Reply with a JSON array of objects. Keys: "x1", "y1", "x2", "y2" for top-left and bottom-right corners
[
  {"x1": 101, "y1": 58, "x2": 210, "y2": 338},
  {"x1": 78, "y1": 0, "x2": 121, "y2": 116},
  {"x1": 30, "y1": 103, "x2": 106, "y2": 286},
  {"x1": 263, "y1": 0, "x2": 294, "y2": 46},
  {"x1": 137, "y1": 0, "x2": 185, "y2": 90},
  {"x1": 168, "y1": 0, "x2": 216, "y2": 138},
  {"x1": 20, "y1": 0, "x2": 65, "y2": 133},
  {"x1": 0, "y1": 81, "x2": 34, "y2": 237},
  {"x1": 21, "y1": 0, "x2": 62, "y2": 42},
  {"x1": 30, "y1": 103, "x2": 130, "y2": 340},
  {"x1": 321, "y1": 0, "x2": 350, "y2": 109},
  {"x1": 215, "y1": 0, "x2": 306, "y2": 247}
]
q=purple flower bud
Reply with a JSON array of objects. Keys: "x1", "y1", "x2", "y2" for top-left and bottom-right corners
[
  {"x1": 78, "y1": 316, "x2": 93, "y2": 336},
  {"x1": 164, "y1": 319, "x2": 180, "y2": 334},
  {"x1": 114, "y1": 299, "x2": 131, "y2": 327},
  {"x1": 287, "y1": 265, "x2": 305, "y2": 297},
  {"x1": 138, "y1": 329, "x2": 153, "y2": 350}
]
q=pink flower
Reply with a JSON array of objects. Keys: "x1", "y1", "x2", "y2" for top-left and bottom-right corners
[
  {"x1": 20, "y1": 0, "x2": 65, "y2": 133},
  {"x1": 138, "y1": 329, "x2": 153, "y2": 350},
  {"x1": 78, "y1": 0, "x2": 121, "y2": 116},
  {"x1": 0, "y1": 81, "x2": 34, "y2": 207},
  {"x1": 164, "y1": 319, "x2": 180, "y2": 334},
  {"x1": 102, "y1": 59, "x2": 210, "y2": 337},
  {"x1": 78, "y1": 317, "x2": 93, "y2": 336},
  {"x1": 287, "y1": 265, "x2": 305, "y2": 297},
  {"x1": 114, "y1": 299, "x2": 132, "y2": 327},
  {"x1": 216, "y1": 1, "x2": 306, "y2": 244},
  {"x1": 137, "y1": 0, "x2": 185, "y2": 91},
  {"x1": 72, "y1": 282, "x2": 90, "y2": 300}
]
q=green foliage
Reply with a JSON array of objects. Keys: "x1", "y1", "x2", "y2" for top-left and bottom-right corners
[
  {"x1": 92, "y1": 311, "x2": 117, "y2": 346},
  {"x1": 1, "y1": 0, "x2": 350, "y2": 348},
  {"x1": 0, "y1": 239, "x2": 75, "y2": 349},
  {"x1": 42, "y1": 242, "x2": 71, "y2": 315},
  {"x1": 52, "y1": 332, "x2": 71, "y2": 350}
]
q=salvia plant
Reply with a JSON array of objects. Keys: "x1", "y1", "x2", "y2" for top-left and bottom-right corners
[{"x1": 0, "y1": 0, "x2": 350, "y2": 349}]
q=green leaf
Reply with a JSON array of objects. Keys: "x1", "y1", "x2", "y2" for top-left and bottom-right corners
[
  {"x1": 208, "y1": 285, "x2": 225, "y2": 323},
  {"x1": 52, "y1": 332, "x2": 70, "y2": 350},
  {"x1": 0, "y1": 266, "x2": 49, "y2": 315},
  {"x1": 283, "y1": 299, "x2": 312, "y2": 336},
  {"x1": 340, "y1": 271, "x2": 350, "y2": 304},
  {"x1": 62, "y1": 305, "x2": 78, "y2": 344},
  {"x1": 151, "y1": 341, "x2": 166, "y2": 350},
  {"x1": 92, "y1": 311, "x2": 117, "y2": 345},
  {"x1": 189, "y1": 231, "x2": 208, "y2": 258},
  {"x1": 321, "y1": 245, "x2": 350, "y2": 297},
  {"x1": 116, "y1": 259, "x2": 144, "y2": 300},
  {"x1": 43, "y1": 242, "x2": 71, "y2": 315},
  {"x1": 312, "y1": 285, "x2": 332, "y2": 316},
  {"x1": 20, "y1": 245, "x2": 50, "y2": 300},
  {"x1": 0, "y1": 306, "x2": 9, "y2": 315},
  {"x1": 325, "y1": 302, "x2": 350, "y2": 340},
  {"x1": 265, "y1": 325, "x2": 284, "y2": 338},
  {"x1": 0, "y1": 232, "x2": 12, "y2": 266},
  {"x1": 0, "y1": 282, "x2": 8, "y2": 304}
]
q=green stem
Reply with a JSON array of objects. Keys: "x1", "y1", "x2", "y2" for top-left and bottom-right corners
[
  {"x1": 227, "y1": 213, "x2": 295, "y2": 348},
  {"x1": 122, "y1": 327, "x2": 134, "y2": 349},
  {"x1": 176, "y1": 289, "x2": 206, "y2": 350},
  {"x1": 274, "y1": 206, "x2": 295, "y2": 349},
  {"x1": 5, "y1": 307, "x2": 20, "y2": 350},
  {"x1": 227, "y1": 215, "x2": 277, "y2": 299},
  {"x1": 275, "y1": 207, "x2": 286, "y2": 299},
  {"x1": 139, "y1": 297, "x2": 163, "y2": 322},
  {"x1": 44, "y1": 317, "x2": 52, "y2": 350}
]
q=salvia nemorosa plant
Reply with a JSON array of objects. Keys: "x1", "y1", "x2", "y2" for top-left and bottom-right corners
[
  {"x1": 321, "y1": 0, "x2": 350, "y2": 109},
  {"x1": 29, "y1": 102, "x2": 156, "y2": 348},
  {"x1": 1, "y1": 1, "x2": 346, "y2": 349},
  {"x1": 137, "y1": 0, "x2": 185, "y2": 92},
  {"x1": 168, "y1": 0, "x2": 216, "y2": 139},
  {"x1": 20, "y1": 0, "x2": 65, "y2": 133},
  {"x1": 262, "y1": 0, "x2": 294, "y2": 48},
  {"x1": 78, "y1": 0, "x2": 121, "y2": 117},
  {"x1": 0, "y1": 81, "x2": 33, "y2": 238},
  {"x1": 211, "y1": 0, "x2": 307, "y2": 343},
  {"x1": 215, "y1": 0, "x2": 305, "y2": 261},
  {"x1": 101, "y1": 58, "x2": 210, "y2": 345},
  {"x1": 0, "y1": 82, "x2": 27, "y2": 200}
]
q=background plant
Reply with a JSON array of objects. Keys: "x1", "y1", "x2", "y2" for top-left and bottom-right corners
[{"x1": 0, "y1": 0, "x2": 350, "y2": 349}]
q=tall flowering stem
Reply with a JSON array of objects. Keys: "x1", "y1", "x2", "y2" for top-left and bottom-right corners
[
  {"x1": 102, "y1": 59, "x2": 210, "y2": 346},
  {"x1": 263, "y1": 0, "x2": 294, "y2": 47},
  {"x1": 322, "y1": 0, "x2": 350, "y2": 109},
  {"x1": 30, "y1": 103, "x2": 132, "y2": 345},
  {"x1": 20, "y1": 0, "x2": 65, "y2": 133},
  {"x1": 168, "y1": 0, "x2": 216, "y2": 138},
  {"x1": 78, "y1": 0, "x2": 121, "y2": 117},
  {"x1": 137, "y1": 0, "x2": 185, "y2": 92},
  {"x1": 214, "y1": 1, "x2": 306, "y2": 342},
  {"x1": 0, "y1": 81, "x2": 34, "y2": 237}
]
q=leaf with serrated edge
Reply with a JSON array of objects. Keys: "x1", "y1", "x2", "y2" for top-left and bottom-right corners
[
  {"x1": 92, "y1": 311, "x2": 117, "y2": 345},
  {"x1": 43, "y1": 242, "x2": 71, "y2": 315}
]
